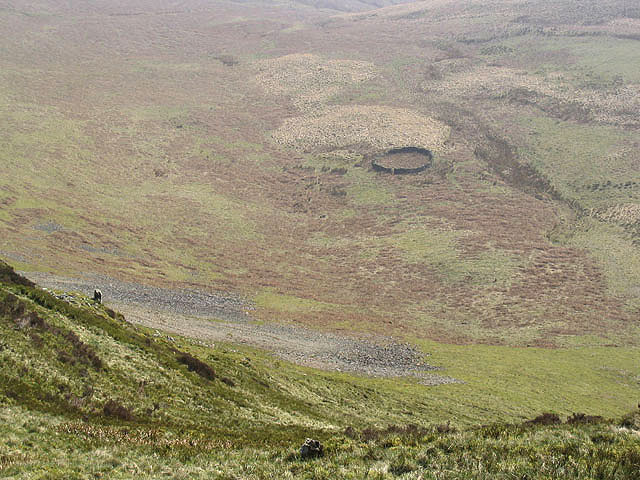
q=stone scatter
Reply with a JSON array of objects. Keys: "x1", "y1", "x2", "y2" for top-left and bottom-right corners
[{"x1": 23, "y1": 272, "x2": 460, "y2": 385}]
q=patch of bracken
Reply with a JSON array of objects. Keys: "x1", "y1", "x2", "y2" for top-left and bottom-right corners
[
  {"x1": 567, "y1": 412, "x2": 604, "y2": 424},
  {"x1": 526, "y1": 412, "x2": 562, "y2": 425},
  {"x1": 176, "y1": 351, "x2": 216, "y2": 380},
  {"x1": 0, "y1": 260, "x2": 35, "y2": 287},
  {"x1": 103, "y1": 399, "x2": 135, "y2": 421}
]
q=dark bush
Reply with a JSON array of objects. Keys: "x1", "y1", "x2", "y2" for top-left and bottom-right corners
[
  {"x1": 57, "y1": 350, "x2": 76, "y2": 365},
  {"x1": 436, "y1": 422, "x2": 456, "y2": 433},
  {"x1": 0, "y1": 292, "x2": 24, "y2": 317},
  {"x1": 25, "y1": 312, "x2": 46, "y2": 329},
  {"x1": 0, "y1": 260, "x2": 35, "y2": 287},
  {"x1": 215, "y1": 54, "x2": 238, "y2": 66},
  {"x1": 28, "y1": 331, "x2": 43, "y2": 348},
  {"x1": 103, "y1": 399, "x2": 135, "y2": 421},
  {"x1": 567, "y1": 412, "x2": 603, "y2": 424},
  {"x1": 327, "y1": 185, "x2": 347, "y2": 197},
  {"x1": 387, "y1": 424, "x2": 429, "y2": 437},
  {"x1": 12, "y1": 311, "x2": 46, "y2": 330},
  {"x1": 361, "y1": 427, "x2": 380, "y2": 442},
  {"x1": 63, "y1": 330, "x2": 103, "y2": 370},
  {"x1": 620, "y1": 411, "x2": 640, "y2": 429},
  {"x1": 177, "y1": 351, "x2": 216, "y2": 380},
  {"x1": 590, "y1": 432, "x2": 618, "y2": 444},
  {"x1": 221, "y1": 377, "x2": 235, "y2": 387},
  {"x1": 526, "y1": 412, "x2": 562, "y2": 425},
  {"x1": 343, "y1": 426, "x2": 357, "y2": 439}
]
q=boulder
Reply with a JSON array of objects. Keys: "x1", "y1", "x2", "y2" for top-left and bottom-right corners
[{"x1": 300, "y1": 438, "x2": 323, "y2": 458}]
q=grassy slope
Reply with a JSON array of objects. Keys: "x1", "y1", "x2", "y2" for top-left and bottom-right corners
[{"x1": 1, "y1": 260, "x2": 639, "y2": 478}]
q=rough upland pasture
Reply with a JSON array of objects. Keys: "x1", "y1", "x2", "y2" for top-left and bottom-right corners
[{"x1": 1, "y1": 0, "x2": 640, "y2": 347}]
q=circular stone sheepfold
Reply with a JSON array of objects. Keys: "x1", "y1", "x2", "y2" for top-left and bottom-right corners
[{"x1": 371, "y1": 147, "x2": 433, "y2": 174}]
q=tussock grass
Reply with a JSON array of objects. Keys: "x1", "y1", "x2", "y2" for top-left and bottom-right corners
[
  {"x1": 272, "y1": 105, "x2": 450, "y2": 153},
  {"x1": 253, "y1": 53, "x2": 377, "y2": 112}
]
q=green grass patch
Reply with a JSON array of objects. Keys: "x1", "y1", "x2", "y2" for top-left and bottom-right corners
[
  {"x1": 255, "y1": 289, "x2": 337, "y2": 314},
  {"x1": 1, "y1": 260, "x2": 639, "y2": 477},
  {"x1": 569, "y1": 217, "x2": 640, "y2": 304},
  {"x1": 517, "y1": 116, "x2": 638, "y2": 206},
  {"x1": 0, "y1": 106, "x2": 94, "y2": 185},
  {"x1": 416, "y1": 339, "x2": 640, "y2": 421},
  {"x1": 391, "y1": 227, "x2": 519, "y2": 286},
  {"x1": 345, "y1": 169, "x2": 395, "y2": 206},
  {"x1": 526, "y1": 36, "x2": 640, "y2": 83},
  {"x1": 502, "y1": 34, "x2": 640, "y2": 83}
]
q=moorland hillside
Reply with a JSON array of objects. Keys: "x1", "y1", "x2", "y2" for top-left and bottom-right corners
[{"x1": 2, "y1": 0, "x2": 640, "y2": 347}]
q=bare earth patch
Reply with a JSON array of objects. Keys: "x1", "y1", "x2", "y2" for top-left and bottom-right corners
[{"x1": 22, "y1": 271, "x2": 459, "y2": 385}]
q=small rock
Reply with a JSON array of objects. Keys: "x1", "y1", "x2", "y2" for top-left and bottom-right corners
[{"x1": 300, "y1": 438, "x2": 323, "y2": 458}]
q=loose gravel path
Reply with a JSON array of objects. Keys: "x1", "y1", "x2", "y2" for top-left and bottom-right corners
[{"x1": 23, "y1": 272, "x2": 460, "y2": 385}]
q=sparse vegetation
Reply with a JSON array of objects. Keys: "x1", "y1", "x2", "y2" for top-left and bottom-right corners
[{"x1": 3, "y1": 0, "x2": 640, "y2": 476}]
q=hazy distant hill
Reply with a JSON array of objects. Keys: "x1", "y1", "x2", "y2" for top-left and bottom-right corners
[{"x1": 288, "y1": 0, "x2": 416, "y2": 13}]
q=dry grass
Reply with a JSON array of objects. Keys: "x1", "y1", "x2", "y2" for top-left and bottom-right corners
[
  {"x1": 272, "y1": 104, "x2": 450, "y2": 153},
  {"x1": 253, "y1": 53, "x2": 377, "y2": 112},
  {"x1": 426, "y1": 63, "x2": 640, "y2": 126},
  {"x1": 596, "y1": 203, "x2": 640, "y2": 224},
  {"x1": 254, "y1": 53, "x2": 449, "y2": 154}
]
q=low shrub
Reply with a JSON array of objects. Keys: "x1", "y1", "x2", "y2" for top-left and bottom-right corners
[
  {"x1": 176, "y1": 351, "x2": 216, "y2": 380},
  {"x1": 566, "y1": 412, "x2": 603, "y2": 424},
  {"x1": 620, "y1": 410, "x2": 640, "y2": 429},
  {"x1": 63, "y1": 330, "x2": 103, "y2": 370},
  {"x1": 221, "y1": 377, "x2": 235, "y2": 387},
  {"x1": 0, "y1": 261, "x2": 35, "y2": 287},
  {"x1": 103, "y1": 399, "x2": 135, "y2": 421},
  {"x1": 526, "y1": 412, "x2": 562, "y2": 425}
]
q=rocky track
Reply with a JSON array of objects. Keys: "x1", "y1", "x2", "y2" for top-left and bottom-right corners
[
  {"x1": 23, "y1": 272, "x2": 250, "y2": 322},
  {"x1": 22, "y1": 272, "x2": 460, "y2": 385}
]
